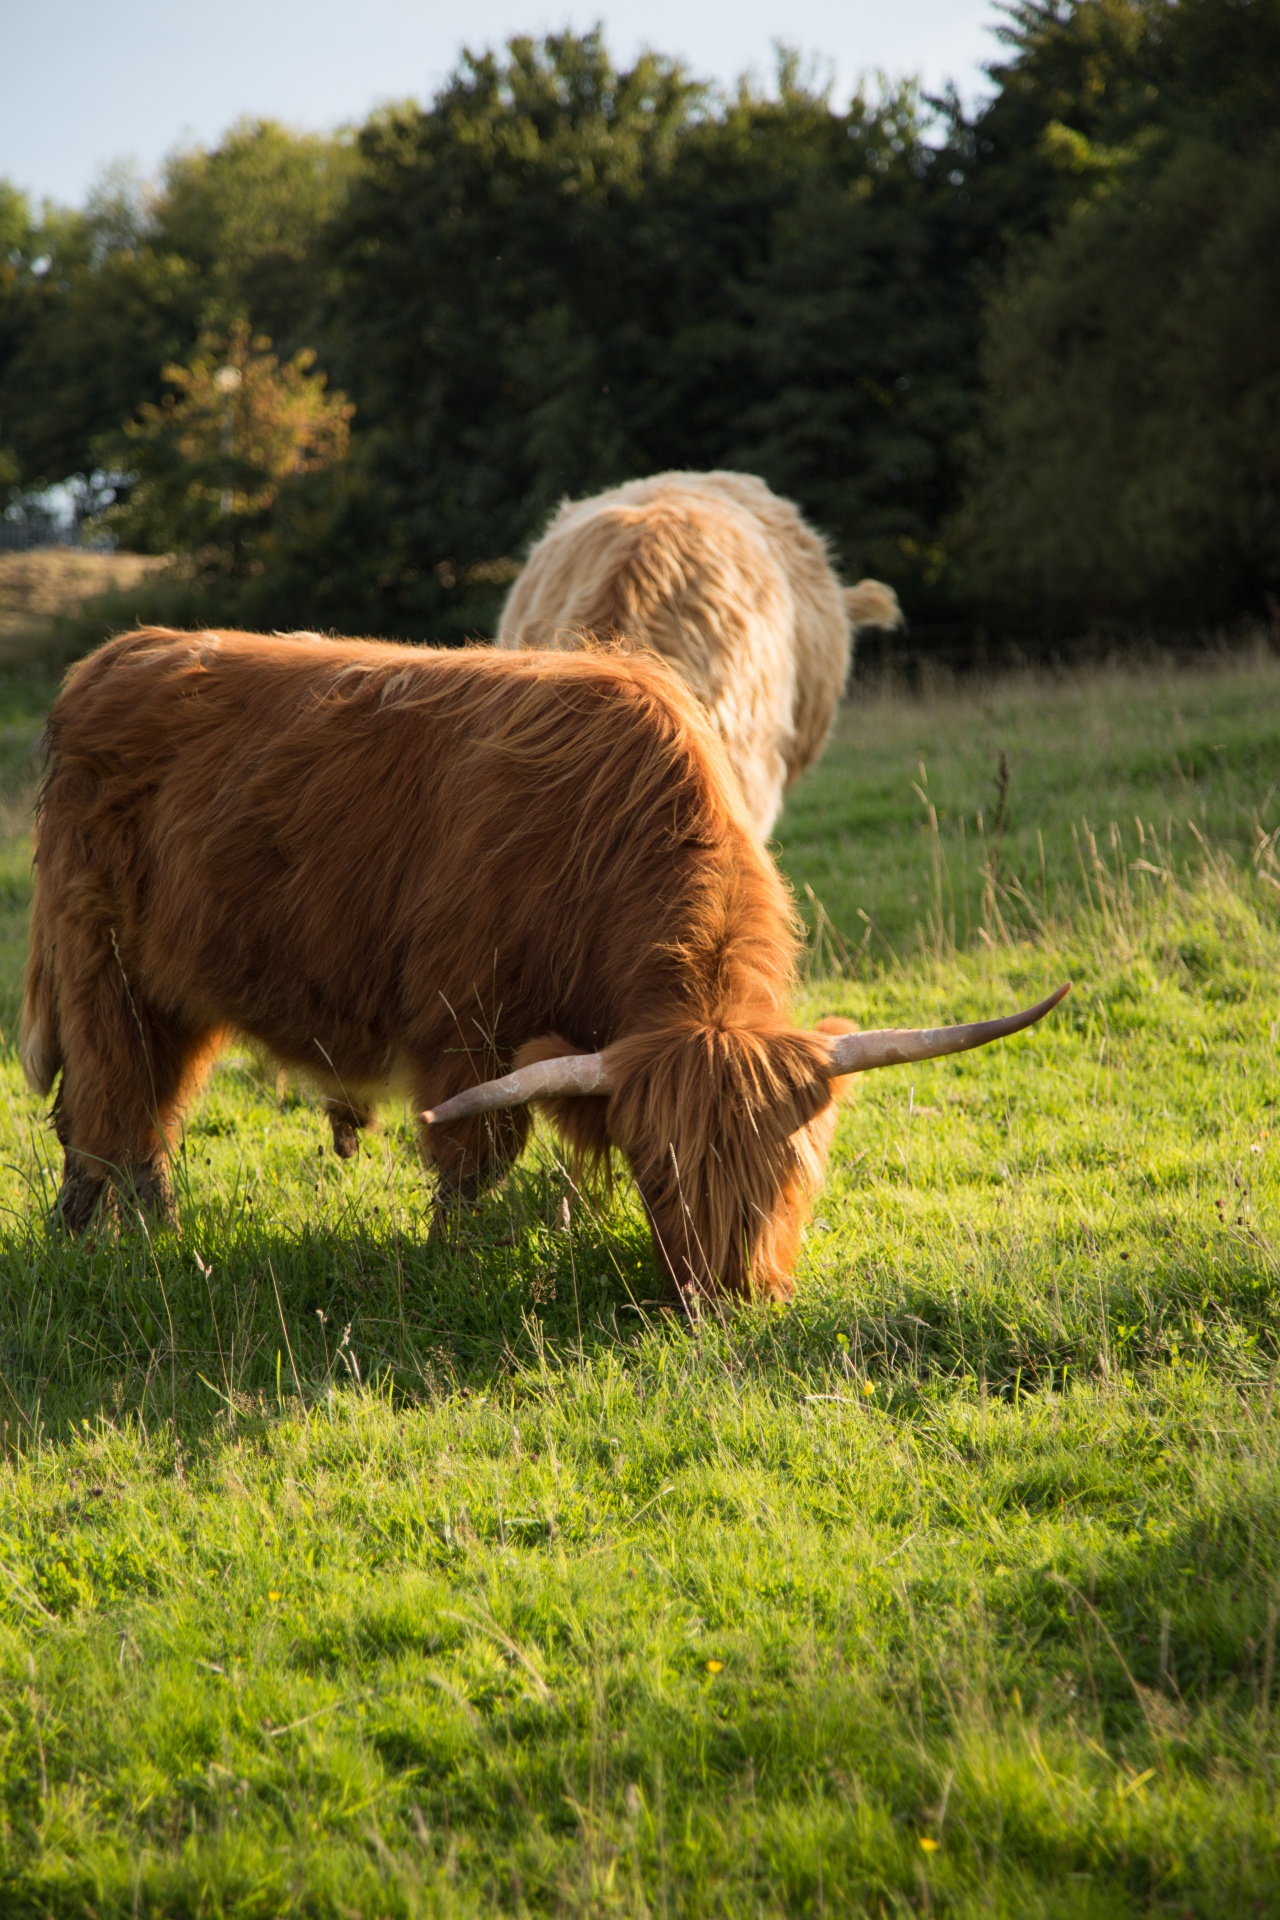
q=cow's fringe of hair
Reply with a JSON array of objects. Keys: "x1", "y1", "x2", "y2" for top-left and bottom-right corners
[
  {"x1": 528, "y1": 1021, "x2": 840, "y2": 1301},
  {"x1": 606, "y1": 1022, "x2": 839, "y2": 1300}
]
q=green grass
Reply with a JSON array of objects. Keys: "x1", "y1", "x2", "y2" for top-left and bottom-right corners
[
  {"x1": 2, "y1": 652, "x2": 1280, "y2": 1914},
  {"x1": 783, "y1": 644, "x2": 1280, "y2": 958}
]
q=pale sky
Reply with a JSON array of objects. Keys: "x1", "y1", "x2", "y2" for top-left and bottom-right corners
[{"x1": 2, "y1": 0, "x2": 1006, "y2": 210}]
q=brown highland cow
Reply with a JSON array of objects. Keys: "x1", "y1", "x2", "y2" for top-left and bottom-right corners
[{"x1": 22, "y1": 628, "x2": 1064, "y2": 1304}]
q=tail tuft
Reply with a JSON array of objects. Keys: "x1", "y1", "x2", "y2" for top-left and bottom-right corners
[
  {"x1": 20, "y1": 894, "x2": 60, "y2": 1095},
  {"x1": 844, "y1": 579, "x2": 903, "y2": 633}
]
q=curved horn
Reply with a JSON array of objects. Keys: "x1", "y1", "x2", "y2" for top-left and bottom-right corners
[
  {"x1": 421, "y1": 1051, "x2": 612, "y2": 1127},
  {"x1": 822, "y1": 982, "x2": 1070, "y2": 1077},
  {"x1": 419, "y1": 983, "x2": 1070, "y2": 1125}
]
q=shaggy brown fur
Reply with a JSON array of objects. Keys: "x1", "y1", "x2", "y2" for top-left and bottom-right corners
[
  {"x1": 497, "y1": 469, "x2": 901, "y2": 837},
  {"x1": 23, "y1": 627, "x2": 854, "y2": 1303}
]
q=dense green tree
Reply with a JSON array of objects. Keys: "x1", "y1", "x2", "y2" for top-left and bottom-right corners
[
  {"x1": 7, "y1": 5, "x2": 1275, "y2": 643},
  {"x1": 95, "y1": 319, "x2": 353, "y2": 565},
  {"x1": 956, "y1": 0, "x2": 1176, "y2": 246},
  {"x1": 0, "y1": 181, "x2": 34, "y2": 494},
  {"x1": 295, "y1": 33, "x2": 974, "y2": 638},
  {"x1": 954, "y1": 0, "x2": 1280, "y2": 627},
  {"x1": 308, "y1": 33, "x2": 710, "y2": 638},
  {"x1": 724, "y1": 83, "x2": 979, "y2": 606},
  {"x1": 962, "y1": 0, "x2": 1280, "y2": 228},
  {"x1": 0, "y1": 124, "x2": 358, "y2": 493},
  {"x1": 155, "y1": 121, "x2": 361, "y2": 351},
  {"x1": 0, "y1": 188, "x2": 199, "y2": 489}
]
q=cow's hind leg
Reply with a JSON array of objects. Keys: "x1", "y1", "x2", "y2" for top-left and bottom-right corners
[
  {"x1": 322, "y1": 1095, "x2": 376, "y2": 1160},
  {"x1": 51, "y1": 950, "x2": 220, "y2": 1230}
]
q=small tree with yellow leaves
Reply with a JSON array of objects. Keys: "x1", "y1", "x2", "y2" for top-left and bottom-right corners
[{"x1": 98, "y1": 319, "x2": 353, "y2": 565}]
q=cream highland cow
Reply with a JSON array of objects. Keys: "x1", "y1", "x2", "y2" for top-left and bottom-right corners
[{"x1": 497, "y1": 469, "x2": 901, "y2": 836}]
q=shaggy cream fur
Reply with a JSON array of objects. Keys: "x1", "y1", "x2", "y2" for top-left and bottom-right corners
[{"x1": 497, "y1": 469, "x2": 901, "y2": 835}]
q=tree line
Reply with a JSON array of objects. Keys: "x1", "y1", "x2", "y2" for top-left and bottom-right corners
[{"x1": 1, "y1": 0, "x2": 1277, "y2": 648}]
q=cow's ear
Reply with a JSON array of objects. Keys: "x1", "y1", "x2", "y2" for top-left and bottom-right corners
[
  {"x1": 812, "y1": 1016, "x2": 860, "y2": 1103},
  {"x1": 515, "y1": 1035, "x2": 612, "y2": 1169}
]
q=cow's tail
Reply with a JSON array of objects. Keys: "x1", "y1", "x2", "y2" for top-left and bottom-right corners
[
  {"x1": 844, "y1": 579, "x2": 903, "y2": 633},
  {"x1": 20, "y1": 874, "x2": 60, "y2": 1095}
]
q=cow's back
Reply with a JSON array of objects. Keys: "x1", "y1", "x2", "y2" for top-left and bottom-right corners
[
  {"x1": 497, "y1": 480, "x2": 799, "y2": 835},
  {"x1": 498, "y1": 471, "x2": 856, "y2": 828},
  {"x1": 665, "y1": 472, "x2": 852, "y2": 773},
  {"x1": 37, "y1": 629, "x2": 790, "y2": 1079}
]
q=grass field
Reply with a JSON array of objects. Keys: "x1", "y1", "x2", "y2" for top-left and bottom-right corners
[{"x1": 1, "y1": 649, "x2": 1279, "y2": 1915}]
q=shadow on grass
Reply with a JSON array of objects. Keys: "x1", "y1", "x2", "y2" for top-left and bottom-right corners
[
  {"x1": 937, "y1": 1459, "x2": 1280, "y2": 1761},
  {"x1": 0, "y1": 1154, "x2": 676, "y2": 1443},
  {"x1": 2, "y1": 1114, "x2": 1278, "y2": 1448}
]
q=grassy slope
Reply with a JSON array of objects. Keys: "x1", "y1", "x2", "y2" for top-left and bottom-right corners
[
  {"x1": 1, "y1": 656, "x2": 1279, "y2": 1915},
  {"x1": 783, "y1": 648, "x2": 1280, "y2": 957}
]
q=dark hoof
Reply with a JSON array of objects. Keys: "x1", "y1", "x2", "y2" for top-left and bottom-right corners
[
  {"x1": 54, "y1": 1157, "x2": 174, "y2": 1236},
  {"x1": 324, "y1": 1099, "x2": 372, "y2": 1161},
  {"x1": 53, "y1": 1172, "x2": 111, "y2": 1235}
]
